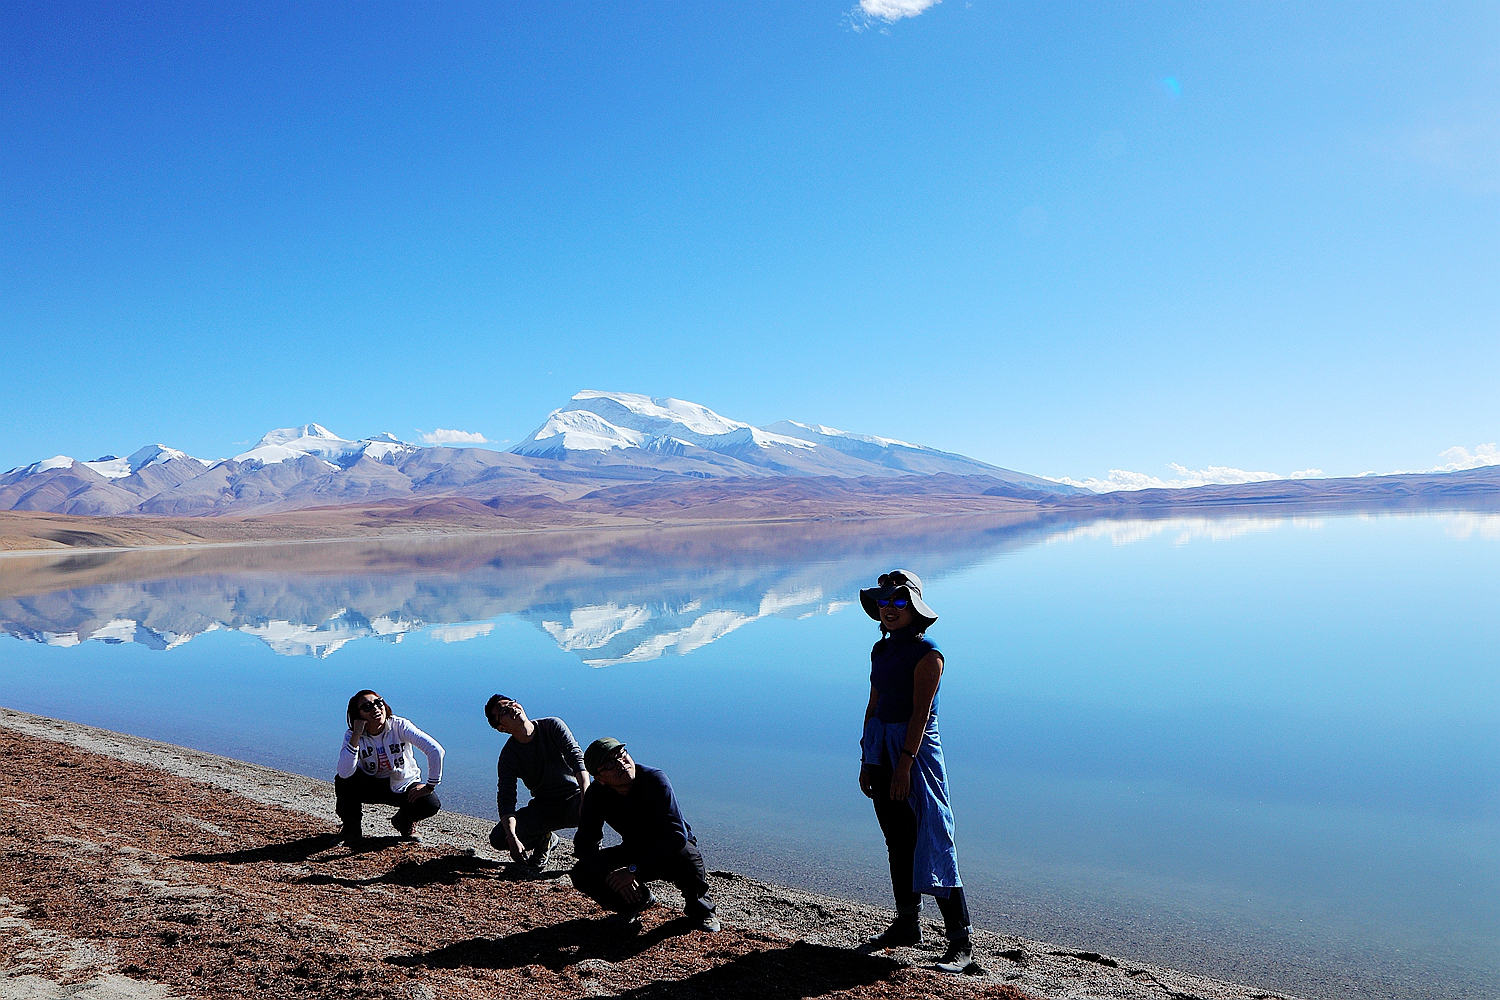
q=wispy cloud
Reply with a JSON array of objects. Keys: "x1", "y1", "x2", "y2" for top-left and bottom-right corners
[
  {"x1": 419, "y1": 428, "x2": 489, "y2": 445},
  {"x1": 849, "y1": 0, "x2": 939, "y2": 31},
  {"x1": 1426, "y1": 443, "x2": 1500, "y2": 473},
  {"x1": 1052, "y1": 463, "x2": 1323, "y2": 493}
]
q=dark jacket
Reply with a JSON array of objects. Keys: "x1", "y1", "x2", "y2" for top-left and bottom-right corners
[{"x1": 574, "y1": 765, "x2": 693, "y2": 868}]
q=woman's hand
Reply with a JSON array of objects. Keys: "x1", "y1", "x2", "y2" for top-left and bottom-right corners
[
  {"x1": 350, "y1": 719, "x2": 365, "y2": 739},
  {"x1": 889, "y1": 757, "x2": 913, "y2": 801},
  {"x1": 859, "y1": 764, "x2": 877, "y2": 799},
  {"x1": 405, "y1": 782, "x2": 432, "y2": 803}
]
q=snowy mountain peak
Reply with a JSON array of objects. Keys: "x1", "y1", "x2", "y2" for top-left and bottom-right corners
[
  {"x1": 570, "y1": 391, "x2": 750, "y2": 438},
  {"x1": 515, "y1": 391, "x2": 815, "y2": 458},
  {"x1": 6, "y1": 455, "x2": 76, "y2": 478},
  {"x1": 83, "y1": 444, "x2": 206, "y2": 480},
  {"x1": 233, "y1": 425, "x2": 415, "y2": 468},
  {"x1": 255, "y1": 424, "x2": 346, "y2": 449}
]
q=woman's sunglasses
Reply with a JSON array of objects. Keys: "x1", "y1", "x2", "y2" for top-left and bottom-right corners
[
  {"x1": 875, "y1": 598, "x2": 909, "y2": 609},
  {"x1": 357, "y1": 699, "x2": 385, "y2": 715}
]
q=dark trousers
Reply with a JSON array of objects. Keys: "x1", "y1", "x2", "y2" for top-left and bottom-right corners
[
  {"x1": 489, "y1": 792, "x2": 582, "y2": 853},
  {"x1": 868, "y1": 762, "x2": 971, "y2": 938},
  {"x1": 570, "y1": 842, "x2": 715, "y2": 920},
  {"x1": 334, "y1": 771, "x2": 441, "y2": 833}
]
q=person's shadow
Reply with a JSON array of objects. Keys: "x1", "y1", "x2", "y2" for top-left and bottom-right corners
[
  {"x1": 176, "y1": 832, "x2": 346, "y2": 865},
  {"x1": 178, "y1": 834, "x2": 567, "y2": 889},
  {"x1": 392, "y1": 927, "x2": 904, "y2": 999},
  {"x1": 300, "y1": 853, "x2": 565, "y2": 890}
]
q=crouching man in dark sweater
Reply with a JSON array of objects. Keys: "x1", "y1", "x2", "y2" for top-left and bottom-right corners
[
  {"x1": 570, "y1": 737, "x2": 719, "y2": 933},
  {"x1": 485, "y1": 695, "x2": 589, "y2": 870}
]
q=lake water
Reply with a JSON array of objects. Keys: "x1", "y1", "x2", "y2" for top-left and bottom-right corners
[{"x1": 1, "y1": 510, "x2": 1496, "y2": 999}]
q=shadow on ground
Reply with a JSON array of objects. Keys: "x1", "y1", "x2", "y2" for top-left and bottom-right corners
[
  {"x1": 393, "y1": 928, "x2": 904, "y2": 997},
  {"x1": 176, "y1": 832, "x2": 344, "y2": 865}
]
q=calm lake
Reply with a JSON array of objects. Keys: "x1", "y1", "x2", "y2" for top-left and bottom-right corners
[{"x1": 1, "y1": 510, "x2": 1496, "y2": 999}]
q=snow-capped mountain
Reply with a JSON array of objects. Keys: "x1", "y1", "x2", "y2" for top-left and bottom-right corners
[
  {"x1": 512, "y1": 390, "x2": 1068, "y2": 489},
  {"x1": 83, "y1": 444, "x2": 210, "y2": 480},
  {"x1": 0, "y1": 393, "x2": 1077, "y2": 517},
  {"x1": 513, "y1": 391, "x2": 817, "y2": 458},
  {"x1": 233, "y1": 425, "x2": 417, "y2": 468},
  {"x1": 0, "y1": 445, "x2": 209, "y2": 485}
]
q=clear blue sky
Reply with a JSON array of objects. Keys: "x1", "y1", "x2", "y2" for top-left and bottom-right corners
[{"x1": 3, "y1": 2, "x2": 1496, "y2": 484}]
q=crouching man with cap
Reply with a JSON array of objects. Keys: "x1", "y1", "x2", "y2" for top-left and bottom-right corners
[{"x1": 569, "y1": 737, "x2": 720, "y2": 933}]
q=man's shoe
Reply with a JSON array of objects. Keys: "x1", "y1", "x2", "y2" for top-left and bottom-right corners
[
  {"x1": 934, "y1": 937, "x2": 974, "y2": 973},
  {"x1": 391, "y1": 816, "x2": 422, "y2": 842},
  {"x1": 868, "y1": 914, "x2": 922, "y2": 948},
  {"x1": 526, "y1": 832, "x2": 559, "y2": 870},
  {"x1": 693, "y1": 914, "x2": 721, "y2": 933}
]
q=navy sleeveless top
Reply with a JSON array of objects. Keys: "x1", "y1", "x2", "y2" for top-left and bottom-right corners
[{"x1": 870, "y1": 625, "x2": 942, "y2": 724}]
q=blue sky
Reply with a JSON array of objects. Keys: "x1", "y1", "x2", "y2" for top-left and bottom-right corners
[{"x1": 2, "y1": 2, "x2": 1496, "y2": 485}]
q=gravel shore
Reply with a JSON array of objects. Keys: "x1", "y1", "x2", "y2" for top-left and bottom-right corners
[{"x1": 0, "y1": 707, "x2": 1298, "y2": 1000}]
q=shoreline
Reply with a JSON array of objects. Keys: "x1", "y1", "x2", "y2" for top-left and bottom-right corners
[
  {"x1": 0, "y1": 707, "x2": 1297, "y2": 1000},
  {"x1": 5, "y1": 496, "x2": 1496, "y2": 560}
]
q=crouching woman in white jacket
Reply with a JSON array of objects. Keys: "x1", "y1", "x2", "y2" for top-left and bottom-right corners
[{"x1": 335, "y1": 689, "x2": 445, "y2": 844}]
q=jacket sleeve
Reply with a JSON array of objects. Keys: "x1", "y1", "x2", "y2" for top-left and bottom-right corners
[
  {"x1": 496, "y1": 748, "x2": 519, "y2": 817},
  {"x1": 550, "y1": 718, "x2": 587, "y2": 776},
  {"x1": 397, "y1": 719, "x2": 445, "y2": 785},
  {"x1": 337, "y1": 729, "x2": 359, "y2": 779},
  {"x1": 573, "y1": 785, "x2": 604, "y2": 860}
]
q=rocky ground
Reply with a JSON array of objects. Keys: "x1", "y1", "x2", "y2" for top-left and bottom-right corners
[{"x1": 0, "y1": 709, "x2": 1297, "y2": 1000}]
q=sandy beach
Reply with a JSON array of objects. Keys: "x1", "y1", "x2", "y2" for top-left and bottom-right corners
[{"x1": 0, "y1": 707, "x2": 1299, "y2": 1000}]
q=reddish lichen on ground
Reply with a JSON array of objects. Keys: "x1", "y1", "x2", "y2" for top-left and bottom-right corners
[{"x1": 0, "y1": 740, "x2": 1026, "y2": 999}]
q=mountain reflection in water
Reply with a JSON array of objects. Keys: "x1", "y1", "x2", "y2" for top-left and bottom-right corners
[{"x1": 0, "y1": 513, "x2": 1057, "y2": 661}]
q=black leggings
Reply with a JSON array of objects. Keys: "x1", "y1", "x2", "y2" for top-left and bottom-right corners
[
  {"x1": 868, "y1": 762, "x2": 970, "y2": 938},
  {"x1": 334, "y1": 771, "x2": 442, "y2": 833}
]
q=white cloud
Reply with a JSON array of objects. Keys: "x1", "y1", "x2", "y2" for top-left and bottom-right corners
[
  {"x1": 1427, "y1": 443, "x2": 1500, "y2": 473},
  {"x1": 849, "y1": 0, "x2": 939, "y2": 30},
  {"x1": 419, "y1": 428, "x2": 489, "y2": 445},
  {"x1": 1051, "y1": 463, "x2": 1322, "y2": 493},
  {"x1": 858, "y1": 0, "x2": 940, "y2": 20}
]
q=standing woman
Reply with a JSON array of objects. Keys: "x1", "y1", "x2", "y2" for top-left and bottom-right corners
[
  {"x1": 857, "y1": 570, "x2": 973, "y2": 972},
  {"x1": 335, "y1": 690, "x2": 445, "y2": 844}
]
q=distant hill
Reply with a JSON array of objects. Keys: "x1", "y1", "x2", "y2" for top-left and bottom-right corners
[{"x1": 0, "y1": 391, "x2": 1076, "y2": 517}]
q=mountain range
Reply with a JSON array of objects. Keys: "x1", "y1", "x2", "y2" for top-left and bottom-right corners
[{"x1": 0, "y1": 391, "x2": 1074, "y2": 517}]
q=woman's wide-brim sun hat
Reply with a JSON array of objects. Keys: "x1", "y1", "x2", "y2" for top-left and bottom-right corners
[{"x1": 860, "y1": 569, "x2": 937, "y2": 628}]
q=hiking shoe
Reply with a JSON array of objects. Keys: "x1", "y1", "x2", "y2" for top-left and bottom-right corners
[
  {"x1": 693, "y1": 914, "x2": 721, "y2": 933},
  {"x1": 869, "y1": 915, "x2": 922, "y2": 948},
  {"x1": 333, "y1": 825, "x2": 363, "y2": 847},
  {"x1": 934, "y1": 937, "x2": 974, "y2": 973},
  {"x1": 526, "y1": 832, "x2": 560, "y2": 870},
  {"x1": 391, "y1": 816, "x2": 422, "y2": 842}
]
